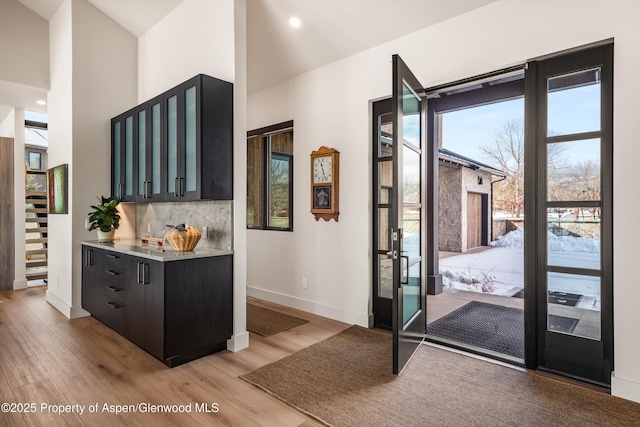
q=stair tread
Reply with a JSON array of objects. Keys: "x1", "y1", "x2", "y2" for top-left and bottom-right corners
[
  {"x1": 26, "y1": 227, "x2": 48, "y2": 233},
  {"x1": 26, "y1": 238, "x2": 48, "y2": 244},
  {"x1": 26, "y1": 260, "x2": 48, "y2": 267},
  {"x1": 26, "y1": 248, "x2": 48, "y2": 255},
  {"x1": 26, "y1": 217, "x2": 48, "y2": 223},
  {"x1": 26, "y1": 208, "x2": 48, "y2": 213},
  {"x1": 26, "y1": 272, "x2": 48, "y2": 280},
  {"x1": 26, "y1": 191, "x2": 47, "y2": 196}
]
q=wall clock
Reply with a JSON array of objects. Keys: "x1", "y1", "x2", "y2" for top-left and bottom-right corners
[{"x1": 310, "y1": 146, "x2": 340, "y2": 222}]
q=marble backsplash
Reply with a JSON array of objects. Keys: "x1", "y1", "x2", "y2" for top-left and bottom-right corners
[{"x1": 135, "y1": 201, "x2": 233, "y2": 251}]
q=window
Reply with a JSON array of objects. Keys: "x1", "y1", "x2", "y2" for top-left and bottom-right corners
[{"x1": 247, "y1": 121, "x2": 293, "y2": 231}]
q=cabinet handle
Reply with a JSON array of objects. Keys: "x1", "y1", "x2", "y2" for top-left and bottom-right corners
[
  {"x1": 143, "y1": 263, "x2": 149, "y2": 284},
  {"x1": 106, "y1": 301, "x2": 121, "y2": 309},
  {"x1": 137, "y1": 262, "x2": 142, "y2": 283},
  {"x1": 145, "y1": 181, "x2": 151, "y2": 198},
  {"x1": 106, "y1": 254, "x2": 119, "y2": 259},
  {"x1": 85, "y1": 249, "x2": 90, "y2": 266},
  {"x1": 106, "y1": 270, "x2": 119, "y2": 276},
  {"x1": 106, "y1": 285, "x2": 120, "y2": 292},
  {"x1": 90, "y1": 250, "x2": 94, "y2": 266},
  {"x1": 174, "y1": 177, "x2": 179, "y2": 197},
  {"x1": 180, "y1": 177, "x2": 185, "y2": 197}
]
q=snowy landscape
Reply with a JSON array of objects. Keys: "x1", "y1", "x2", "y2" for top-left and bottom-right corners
[{"x1": 439, "y1": 227, "x2": 601, "y2": 310}]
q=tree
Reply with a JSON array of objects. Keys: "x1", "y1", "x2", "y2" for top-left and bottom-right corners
[
  {"x1": 479, "y1": 119, "x2": 525, "y2": 217},
  {"x1": 479, "y1": 119, "x2": 567, "y2": 218}
]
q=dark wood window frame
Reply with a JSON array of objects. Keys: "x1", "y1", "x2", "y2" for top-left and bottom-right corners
[{"x1": 247, "y1": 120, "x2": 294, "y2": 232}]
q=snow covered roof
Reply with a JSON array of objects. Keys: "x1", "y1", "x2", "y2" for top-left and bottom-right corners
[{"x1": 439, "y1": 148, "x2": 506, "y2": 177}]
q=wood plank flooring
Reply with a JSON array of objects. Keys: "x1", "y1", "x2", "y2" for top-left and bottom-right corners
[{"x1": 0, "y1": 287, "x2": 350, "y2": 426}]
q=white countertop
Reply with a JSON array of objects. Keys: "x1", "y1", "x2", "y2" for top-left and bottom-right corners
[{"x1": 82, "y1": 239, "x2": 233, "y2": 262}]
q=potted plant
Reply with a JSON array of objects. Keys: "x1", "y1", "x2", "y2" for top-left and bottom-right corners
[{"x1": 88, "y1": 196, "x2": 121, "y2": 242}]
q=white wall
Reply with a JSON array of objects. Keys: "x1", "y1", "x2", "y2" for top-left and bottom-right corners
[
  {"x1": 138, "y1": 0, "x2": 236, "y2": 102},
  {"x1": 0, "y1": 0, "x2": 49, "y2": 90},
  {"x1": 12, "y1": 108, "x2": 26, "y2": 289},
  {"x1": 46, "y1": 0, "x2": 137, "y2": 317},
  {"x1": 138, "y1": 0, "x2": 248, "y2": 351},
  {"x1": 247, "y1": 0, "x2": 640, "y2": 402}
]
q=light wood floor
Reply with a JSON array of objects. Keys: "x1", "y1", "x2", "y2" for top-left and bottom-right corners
[{"x1": 0, "y1": 286, "x2": 350, "y2": 426}]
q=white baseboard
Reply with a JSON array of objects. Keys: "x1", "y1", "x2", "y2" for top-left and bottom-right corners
[
  {"x1": 247, "y1": 285, "x2": 369, "y2": 326},
  {"x1": 70, "y1": 305, "x2": 90, "y2": 319},
  {"x1": 45, "y1": 290, "x2": 94, "y2": 319},
  {"x1": 45, "y1": 290, "x2": 71, "y2": 318},
  {"x1": 612, "y1": 372, "x2": 640, "y2": 404},
  {"x1": 13, "y1": 279, "x2": 27, "y2": 290},
  {"x1": 227, "y1": 331, "x2": 249, "y2": 352}
]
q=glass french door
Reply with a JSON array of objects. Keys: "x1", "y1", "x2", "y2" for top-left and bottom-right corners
[
  {"x1": 531, "y1": 44, "x2": 613, "y2": 385},
  {"x1": 391, "y1": 55, "x2": 427, "y2": 374}
]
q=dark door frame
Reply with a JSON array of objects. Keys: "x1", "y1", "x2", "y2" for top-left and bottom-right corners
[{"x1": 526, "y1": 43, "x2": 613, "y2": 387}]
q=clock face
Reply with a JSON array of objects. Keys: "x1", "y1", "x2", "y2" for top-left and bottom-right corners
[{"x1": 313, "y1": 156, "x2": 332, "y2": 184}]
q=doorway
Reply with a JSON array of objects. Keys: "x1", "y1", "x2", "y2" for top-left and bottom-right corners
[{"x1": 372, "y1": 42, "x2": 613, "y2": 387}]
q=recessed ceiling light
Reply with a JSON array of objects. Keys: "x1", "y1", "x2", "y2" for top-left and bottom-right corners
[
  {"x1": 289, "y1": 16, "x2": 301, "y2": 28},
  {"x1": 36, "y1": 100, "x2": 46, "y2": 106}
]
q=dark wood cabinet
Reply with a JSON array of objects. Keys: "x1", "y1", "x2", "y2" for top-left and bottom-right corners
[
  {"x1": 111, "y1": 74, "x2": 233, "y2": 203},
  {"x1": 81, "y1": 244, "x2": 233, "y2": 366}
]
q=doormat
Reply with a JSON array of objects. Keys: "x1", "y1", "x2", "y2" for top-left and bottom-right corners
[
  {"x1": 240, "y1": 325, "x2": 640, "y2": 427},
  {"x1": 427, "y1": 301, "x2": 580, "y2": 359},
  {"x1": 548, "y1": 291, "x2": 583, "y2": 307},
  {"x1": 246, "y1": 302, "x2": 309, "y2": 337},
  {"x1": 511, "y1": 290, "x2": 583, "y2": 307}
]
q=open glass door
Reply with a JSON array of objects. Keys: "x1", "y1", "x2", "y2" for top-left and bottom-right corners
[{"x1": 392, "y1": 54, "x2": 427, "y2": 374}]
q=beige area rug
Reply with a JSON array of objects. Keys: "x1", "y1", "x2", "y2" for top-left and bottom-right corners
[
  {"x1": 241, "y1": 326, "x2": 640, "y2": 426},
  {"x1": 246, "y1": 302, "x2": 309, "y2": 337}
]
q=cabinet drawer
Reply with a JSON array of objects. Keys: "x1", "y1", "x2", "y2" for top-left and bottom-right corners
[
  {"x1": 100, "y1": 281, "x2": 138, "y2": 306},
  {"x1": 93, "y1": 293, "x2": 127, "y2": 335},
  {"x1": 100, "y1": 266, "x2": 129, "y2": 287},
  {"x1": 95, "y1": 250, "x2": 128, "y2": 269}
]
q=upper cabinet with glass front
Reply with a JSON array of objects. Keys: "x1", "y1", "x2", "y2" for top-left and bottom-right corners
[
  {"x1": 112, "y1": 108, "x2": 136, "y2": 202},
  {"x1": 111, "y1": 74, "x2": 233, "y2": 203}
]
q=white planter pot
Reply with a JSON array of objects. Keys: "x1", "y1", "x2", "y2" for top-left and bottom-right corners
[{"x1": 97, "y1": 229, "x2": 116, "y2": 242}]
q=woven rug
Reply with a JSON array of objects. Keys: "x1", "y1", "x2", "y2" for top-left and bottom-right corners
[
  {"x1": 427, "y1": 301, "x2": 578, "y2": 359},
  {"x1": 240, "y1": 325, "x2": 640, "y2": 427},
  {"x1": 246, "y1": 302, "x2": 309, "y2": 337}
]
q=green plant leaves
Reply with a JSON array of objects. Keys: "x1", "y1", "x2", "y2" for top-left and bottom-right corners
[{"x1": 87, "y1": 196, "x2": 121, "y2": 232}]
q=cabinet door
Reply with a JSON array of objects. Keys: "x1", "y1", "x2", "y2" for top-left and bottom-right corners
[
  {"x1": 164, "y1": 75, "x2": 201, "y2": 201},
  {"x1": 81, "y1": 246, "x2": 98, "y2": 313},
  {"x1": 111, "y1": 110, "x2": 136, "y2": 201},
  {"x1": 136, "y1": 96, "x2": 165, "y2": 202},
  {"x1": 131, "y1": 257, "x2": 164, "y2": 358}
]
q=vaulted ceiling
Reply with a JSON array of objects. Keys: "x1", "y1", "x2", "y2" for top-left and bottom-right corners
[{"x1": 17, "y1": 0, "x2": 494, "y2": 94}]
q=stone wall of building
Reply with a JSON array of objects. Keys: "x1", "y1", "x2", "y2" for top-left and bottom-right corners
[{"x1": 438, "y1": 164, "x2": 462, "y2": 252}]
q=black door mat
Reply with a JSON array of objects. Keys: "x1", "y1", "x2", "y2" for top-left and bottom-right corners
[
  {"x1": 548, "y1": 291, "x2": 582, "y2": 307},
  {"x1": 511, "y1": 289, "x2": 583, "y2": 307},
  {"x1": 427, "y1": 301, "x2": 580, "y2": 359}
]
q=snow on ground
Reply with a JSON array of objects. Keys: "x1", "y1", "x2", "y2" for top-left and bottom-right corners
[
  {"x1": 441, "y1": 228, "x2": 601, "y2": 306},
  {"x1": 440, "y1": 247, "x2": 524, "y2": 296}
]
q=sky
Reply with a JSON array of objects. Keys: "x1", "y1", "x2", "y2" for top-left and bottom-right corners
[{"x1": 441, "y1": 82, "x2": 601, "y2": 168}]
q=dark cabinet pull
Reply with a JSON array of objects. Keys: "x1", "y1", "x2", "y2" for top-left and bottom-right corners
[
  {"x1": 106, "y1": 270, "x2": 118, "y2": 276},
  {"x1": 106, "y1": 254, "x2": 119, "y2": 259},
  {"x1": 174, "y1": 177, "x2": 179, "y2": 197},
  {"x1": 143, "y1": 263, "x2": 149, "y2": 284},
  {"x1": 106, "y1": 301, "x2": 121, "y2": 309},
  {"x1": 106, "y1": 285, "x2": 120, "y2": 292},
  {"x1": 180, "y1": 177, "x2": 185, "y2": 197},
  {"x1": 137, "y1": 262, "x2": 142, "y2": 284}
]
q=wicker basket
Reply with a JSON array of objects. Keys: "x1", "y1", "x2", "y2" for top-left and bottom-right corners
[{"x1": 165, "y1": 226, "x2": 201, "y2": 251}]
